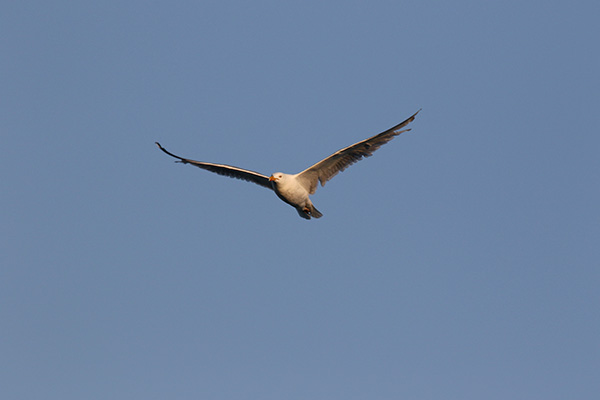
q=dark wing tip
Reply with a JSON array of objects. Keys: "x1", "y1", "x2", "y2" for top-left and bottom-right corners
[
  {"x1": 155, "y1": 142, "x2": 186, "y2": 162},
  {"x1": 389, "y1": 109, "x2": 421, "y2": 134},
  {"x1": 409, "y1": 108, "x2": 422, "y2": 121}
]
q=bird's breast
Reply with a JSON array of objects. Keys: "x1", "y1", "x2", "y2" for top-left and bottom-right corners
[{"x1": 273, "y1": 179, "x2": 309, "y2": 206}]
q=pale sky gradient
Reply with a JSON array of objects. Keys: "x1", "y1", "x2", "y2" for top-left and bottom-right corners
[{"x1": 2, "y1": 1, "x2": 599, "y2": 399}]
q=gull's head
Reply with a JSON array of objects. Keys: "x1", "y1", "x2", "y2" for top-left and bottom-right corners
[{"x1": 269, "y1": 172, "x2": 284, "y2": 182}]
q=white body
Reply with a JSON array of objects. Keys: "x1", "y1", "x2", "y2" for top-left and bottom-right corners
[{"x1": 269, "y1": 173, "x2": 322, "y2": 219}]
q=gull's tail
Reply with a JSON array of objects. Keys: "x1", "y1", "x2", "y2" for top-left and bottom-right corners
[
  {"x1": 296, "y1": 203, "x2": 323, "y2": 220},
  {"x1": 309, "y1": 204, "x2": 323, "y2": 219}
]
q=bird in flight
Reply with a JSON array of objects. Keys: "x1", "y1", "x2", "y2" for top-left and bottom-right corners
[{"x1": 156, "y1": 110, "x2": 420, "y2": 219}]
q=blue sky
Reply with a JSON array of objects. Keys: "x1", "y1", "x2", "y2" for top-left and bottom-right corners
[{"x1": 2, "y1": 1, "x2": 599, "y2": 399}]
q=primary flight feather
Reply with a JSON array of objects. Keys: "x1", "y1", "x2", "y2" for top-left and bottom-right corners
[{"x1": 156, "y1": 110, "x2": 420, "y2": 219}]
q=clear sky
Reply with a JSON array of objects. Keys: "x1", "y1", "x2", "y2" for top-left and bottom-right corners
[{"x1": 2, "y1": 1, "x2": 599, "y2": 399}]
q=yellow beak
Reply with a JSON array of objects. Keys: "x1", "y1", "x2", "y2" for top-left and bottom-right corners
[{"x1": 269, "y1": 176, "x2": 276, "y2": 181}]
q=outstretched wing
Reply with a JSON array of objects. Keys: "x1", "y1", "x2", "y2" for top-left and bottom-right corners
[
  {"x1": 296, "y1": 110, "x2": 420, "y2": 194},
  {"x1": 155, "y1": 142, "x2": 273, "y2": 190}
]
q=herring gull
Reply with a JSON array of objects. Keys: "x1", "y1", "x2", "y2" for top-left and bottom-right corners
[{"x1": 156, "y1": 110, "x2": 420, "y2": 219}]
